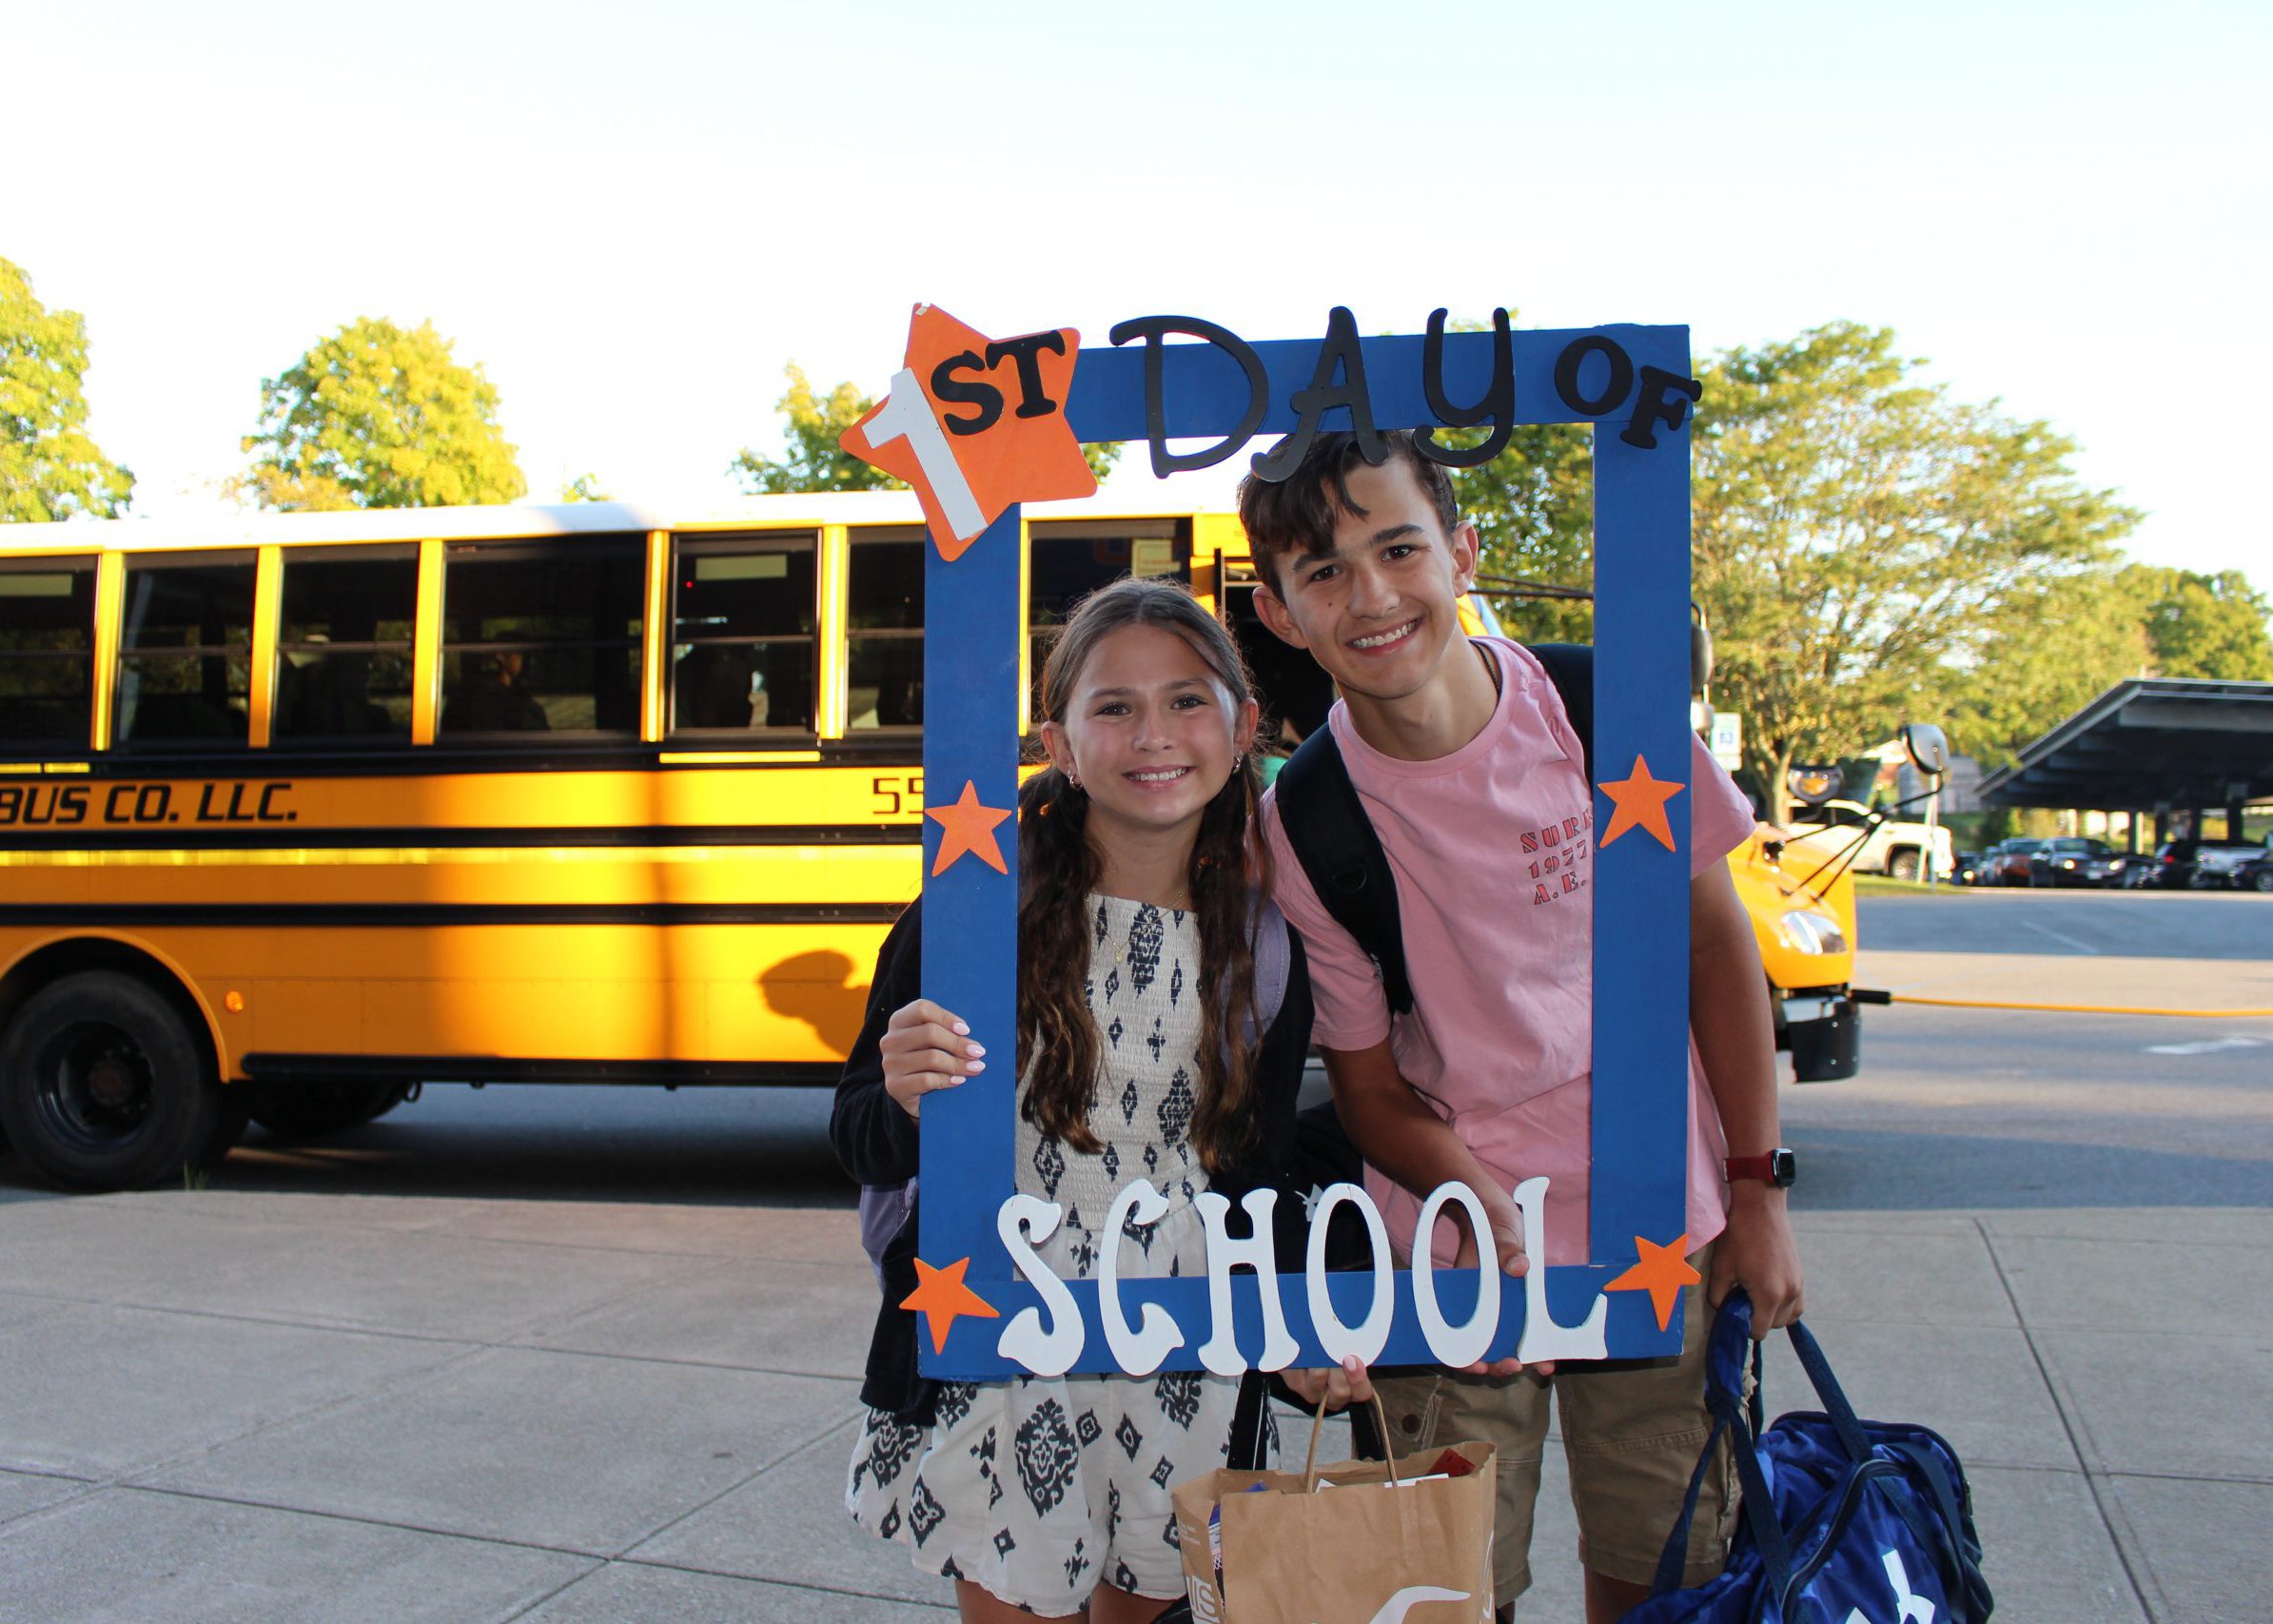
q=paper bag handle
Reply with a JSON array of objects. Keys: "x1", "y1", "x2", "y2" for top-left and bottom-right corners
[{"x1": 1303, "y1": 1389, "x2": 1401, "y2": 1493}]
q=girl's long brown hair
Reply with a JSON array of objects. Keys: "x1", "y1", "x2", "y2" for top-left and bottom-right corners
[{"x1": 1016, "y1": 577, "x2": 1268, "y2": 1176}]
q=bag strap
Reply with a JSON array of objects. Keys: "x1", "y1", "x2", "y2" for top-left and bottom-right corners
[
  {"x1": 1528, "y1": 641, "x2": 1595, "y2": 784},
  {"x1": 1653, "y1": 1290, "x2": 1791, "y2": 1603},
  {"x1": 1649, "y1": 1411, "x2": 1732, "y2": 1596},
  {"x1": 1887, "y1": 1438, "x2": 1997, "y2": 1622},
  {"x1": 1778, "y1": 1456, "x2": 1910, "y2": 1605},
  {"x1": 1226, "y1": 1371, "x2": 1273, "y2": 1472},
  {"x1": 1301, "y1": 1388, "x2": 1402, "y2": 1492},
  {"x1": 1711, "y1": 1380, "x2": 1795, "y2": 1602},
  {"x1": 1274, "y1": 726, "x2": 1414, "y2": 1016},
  {"x1": 1784, "y1": 1319, "x2": 1874, "y2": 1466}
]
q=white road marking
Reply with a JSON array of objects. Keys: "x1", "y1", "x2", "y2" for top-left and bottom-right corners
[
  {"x1": 2022, "y1": 918, "x2": 2101, "y2": 954},
  {"x1": 2145, "y1": 1037, "x2": 2266, "y2": 1056}
]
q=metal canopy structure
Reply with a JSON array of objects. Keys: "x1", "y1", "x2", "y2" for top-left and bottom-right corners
[{"x1": 1979, "y1": 676, "x2": 2273, "y2": 815}]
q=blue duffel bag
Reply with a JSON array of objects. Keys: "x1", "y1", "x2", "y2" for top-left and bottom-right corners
[{"x1": 1628, "y1": 1289, "x2": 1993, "y2": 1623}]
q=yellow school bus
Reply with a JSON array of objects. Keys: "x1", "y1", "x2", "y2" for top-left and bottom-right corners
[
  {"x1": 0, "y1": 495, "x2": 1313, "y2": 1189},
  {"x1": 0, "y1": 495, "x2": 1853, "y2": 1192}
]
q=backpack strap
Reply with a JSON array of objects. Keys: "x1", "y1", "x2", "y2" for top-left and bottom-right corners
[
  {"x1": 1527, "y1": 641, "x2": 1595, "y2": 784},
  {"x1": 1244, "y1": 893, "x2": 1291, "y2": 1045},
  {"x1": 1274, "y1": 725, "x2": 1414, "y2": 1016}
]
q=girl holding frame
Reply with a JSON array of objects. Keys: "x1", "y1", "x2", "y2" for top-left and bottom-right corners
[{"x1": 836, "y1": 577, "x2": 1359, "y2": 1622}]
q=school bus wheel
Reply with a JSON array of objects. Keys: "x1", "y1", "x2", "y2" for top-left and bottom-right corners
[
  {"x1": 0, "y1": 970, "x2": 227, "y2": 1192},
  {"x1": 243, "y1": 1081, "x2": 411, "y2": 1142}
]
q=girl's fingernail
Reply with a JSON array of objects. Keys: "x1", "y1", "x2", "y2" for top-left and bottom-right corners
[
  {"x1": 951, "y1": 1021, "x2": 970, "y2": 1035},
  {"x1": 966, "y1": 1060, "x2": 985, "y2": 1073},
  {"x1": 966, "y1": 1043, "x2": 986, "y2": 1058}
]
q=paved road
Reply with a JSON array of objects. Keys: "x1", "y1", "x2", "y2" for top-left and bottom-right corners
[
  {"x1": 0, "y1": 890, "x2": 2263, "y2": 1620},
  {"x1": 1859, "y1": 883, "x2": 2273, "y2": 962}
]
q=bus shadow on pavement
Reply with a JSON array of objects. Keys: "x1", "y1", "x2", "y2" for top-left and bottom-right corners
[{"x1": 0, "y1": 1083, "x2": 858, "y2": 1208}]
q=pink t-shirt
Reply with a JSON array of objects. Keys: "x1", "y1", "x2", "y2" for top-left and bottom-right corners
[{"x1": 1260, "y1": 638, "x2": 1758, "y2": 1266}]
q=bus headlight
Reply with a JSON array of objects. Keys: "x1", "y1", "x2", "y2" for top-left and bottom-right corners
[{"x1": 1777, "y1": 910, "x2": 1849, "y2": 955}]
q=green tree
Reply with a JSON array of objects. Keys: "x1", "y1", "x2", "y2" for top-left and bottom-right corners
[
  {"x1": 1453, "y1": 322, "x2": 2138, "y2": 814},
  {"x1": 1434, "y1": 314, "x2": 1594, "y2": 642},
  {"x1": 1457, "y1": 421, "x2": 1597, "y2": 645},
  {"x1": 1690, "y1": 323, "x2": 2135, "y2": 818},
  {"x1": 731, "y1": 363, "x2": 1121, "y2": 495},
  {"x1": 0, "y1": 256, "x2": 133, "y2": 521},
  {"x1": 1948, "y1": 567, "x2": 2153, "y2": 768},
  {"x1": 239, "y1": 318, "x2": 524, "y2": 510},
  {"x1": 1951, "y1": 562, "x2": 2273, "y2": 766},
  {"x1": 2132, "y1": 565, "x2": 2273, "y2": 678},
  {"x1": 559, "y1": 472, "x2": 611, "y2": 503}
]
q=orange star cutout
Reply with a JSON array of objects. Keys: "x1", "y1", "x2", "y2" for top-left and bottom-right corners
[
  {"x1": 925, "y1": 779, "x2": 1012, "y2": 877},
  {"x1": 1604, "y1": 1233, "x2": 1702, "y2": 1331},
  {"x1": 901, "y1": 1255, "x2": 1001, "y2": 1354},
  {"x1": 841, "y1": 303, "x2": 1098, "y2": 561},
  {"x1": 1597, "y1": 754, "x2": 1685, "y2": 851}
]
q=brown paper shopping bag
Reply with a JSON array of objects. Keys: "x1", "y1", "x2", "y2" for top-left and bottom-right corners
[{"x1": 1173, "y1": 1396, "x2": 1497, "y2": 1624}]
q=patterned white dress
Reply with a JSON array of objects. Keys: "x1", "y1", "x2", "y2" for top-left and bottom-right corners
[{"x1": 848, "y1": 894, "x2": 1268, "y2": 1612}]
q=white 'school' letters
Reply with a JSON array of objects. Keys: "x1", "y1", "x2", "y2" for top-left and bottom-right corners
[{"x1": 999, "y1": 1174, "x2": 1611, "y2": 1373}]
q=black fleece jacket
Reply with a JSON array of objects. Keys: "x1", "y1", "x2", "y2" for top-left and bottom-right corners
[{"x1": 831, "y1": 897, "x2": 1314, "y2": 1421}]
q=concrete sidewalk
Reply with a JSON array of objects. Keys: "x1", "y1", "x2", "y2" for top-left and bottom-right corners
[{"x1": 0, "y1": 1190, "x2": 2261, "y2": 1622}]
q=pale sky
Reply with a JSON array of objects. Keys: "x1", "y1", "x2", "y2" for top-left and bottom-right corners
[{"x1": 12, "y1": 0, "x2": 2268, "y2": 591}]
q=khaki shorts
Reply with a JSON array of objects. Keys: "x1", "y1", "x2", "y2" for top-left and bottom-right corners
[{"x1": 1361, "y1": 1248, "x2": 1739, "y2": 1608}]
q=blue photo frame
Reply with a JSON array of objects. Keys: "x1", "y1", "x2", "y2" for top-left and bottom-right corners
[{"x1": 913, "y1": 318, "x2": 1696, "y2": 1378}]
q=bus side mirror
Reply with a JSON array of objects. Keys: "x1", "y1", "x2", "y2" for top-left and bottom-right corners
[
  {"x1": 1902, "y1": 723, "x2": 1950, "y2": 776},
  {"x1": 1690, "y1": 616, "x2": 1713, "y2": 695}
]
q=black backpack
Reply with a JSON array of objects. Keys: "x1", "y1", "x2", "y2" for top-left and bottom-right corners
[{"x1": 1273, "y1": 641, "x2": 1594, "y2": 1018}]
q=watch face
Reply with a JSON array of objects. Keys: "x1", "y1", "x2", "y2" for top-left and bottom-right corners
[{"x1": 1771, "y1": 1148, "x2": 1797, "y2": 1187}]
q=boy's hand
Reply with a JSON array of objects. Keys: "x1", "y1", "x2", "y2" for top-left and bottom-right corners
[
  {"x1": 879, "y1": 998, "x2": 985, "y2": 1119},
  {"x1": 1448, "y1": 1189, "x2": 1553, "y2": 1378},
  {"x1": 1708, "y1": 1184, "x2": 1804, "y2": 1337}
]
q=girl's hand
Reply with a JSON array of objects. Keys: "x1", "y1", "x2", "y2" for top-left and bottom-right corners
[
  {"x1": 1281, "y1": 1355, "x2": 1375, "y2": 1412},
  {"x1": 880, "y1": 999, "x2": 985, "y2": 1119}
]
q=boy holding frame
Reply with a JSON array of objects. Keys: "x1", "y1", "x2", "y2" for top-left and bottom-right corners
[{"x1": 1244, "y1": 431, "x2": 1804, "y2": 1623}]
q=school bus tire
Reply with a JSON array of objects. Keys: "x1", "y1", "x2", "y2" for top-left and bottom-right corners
[
  {"x1": 244, "y1": 1081, "x2": 411, "y2": 1142},
  {"x1": 0, "y1": 970, "x2": 226, "y2": 1192}
]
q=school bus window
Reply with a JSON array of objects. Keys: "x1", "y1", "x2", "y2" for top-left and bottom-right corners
[
  {"x1": 0, "y1": 558, "x2": 98, "y2": 751},
  {"x1": 274, "y1": 545, "x2": 417, "y2": 745},
  {"x1": 848, "y1": 526, "x2": 924, "y2": 731},
  {"x1": 670, "y1": 533, "x2": 817, "y2": 735},
  {"x1": 440, "y1": 538, "x2": 643, "y2": 737},
  {"x1": 1026, "y1": 519, "x2": 1188, "y2": 687},
  {"x1": 116, "y1": 551, "x2": 255, "y2": 747}
]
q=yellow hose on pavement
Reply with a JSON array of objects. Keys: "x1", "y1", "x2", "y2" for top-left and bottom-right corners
[{"x1": 1860, "y1": 991, "x2": 2273, "y2": 1019}]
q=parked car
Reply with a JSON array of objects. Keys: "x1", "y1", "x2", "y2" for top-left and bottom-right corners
[
  {"x1": 2146, "y1": 837, "x2": 2266, "y2": 890},
  {"x1": 2028, "y1": 837, "x2": 2126, "y2": 889},
  {"x1": 1952, "y1": 849, "x2": 1986, "y2": 885},
  {"x1": 2236, "y1": 849, "x2": 2273, "y2": 893},
  {"x1": 1778, "y1": 799, "x2": 1955, "y2": 882},
  {"x1": 1985, "y1": 838, "x2": 2050, "y2": 886},
  {"x1": 2190, "y1": 837, "x2": 2270, "y2": 890}
]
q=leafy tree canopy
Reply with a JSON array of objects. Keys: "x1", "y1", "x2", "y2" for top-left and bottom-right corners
[
  {"x1": 0, "y1": 256, "x2": 133, "y2": 522},
  {"x1": 240, "y1": 318, "x2": 524, "y2": 511},
  {"x1": 1693, "y1": 323, "x2": 2137, "y2": 815},
  {"x1": 731, "y1": 363, "x2": 1120, "y2": 496},
  {"x1": 559, "y1": 472, "x2": 611, "y2": 503},
  {"x1": 2130, "y1": 564, "x2": 2272, "y2": 679},
  {"x1": 1455, "y1": 320, "x2": 2143, "y2": 817}
]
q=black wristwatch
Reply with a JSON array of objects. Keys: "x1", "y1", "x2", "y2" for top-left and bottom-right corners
[{"x1": 1725, "y1": 1148, "x2": 1796, "y2": 1188}]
